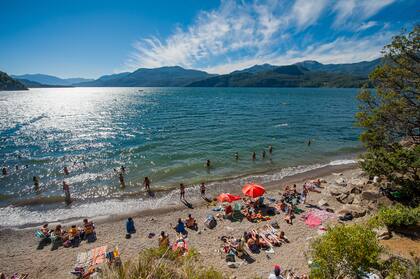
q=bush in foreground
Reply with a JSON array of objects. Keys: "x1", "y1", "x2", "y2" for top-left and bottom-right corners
[
  {"x1": 368, "y1": 205, "x2": 420, "y2": 229},
  {"x1": 102, "y1": 247, "x2": 226, "y2": 279},
  {"x1": 310, "y1": 224, "x2": 381, "y2": 279}
]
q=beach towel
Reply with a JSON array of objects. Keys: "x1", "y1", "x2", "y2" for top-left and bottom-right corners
[
  {"x1": 75, "y1": 245, "x2": 107, "y2": 270},
  {"x1": 305, "y1": 213, "x2": 322, "y2": 228}
]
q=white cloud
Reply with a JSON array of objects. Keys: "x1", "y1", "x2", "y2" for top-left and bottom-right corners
[
  {"x1": 333, "y1": 0, "x2": 395, "y2": 28},
  {"x1": 291, "y1": 0, "x2": 328, "y2": 29},
  {"x1": 125, "y1": 0, "x2": 398, "y2": 74}
]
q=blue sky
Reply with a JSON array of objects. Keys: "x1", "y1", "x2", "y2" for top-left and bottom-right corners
[{"x1": 0, "y1": 0, "x2": 418, "y2": 78}]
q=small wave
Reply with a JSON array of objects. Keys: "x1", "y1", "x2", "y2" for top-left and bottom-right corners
[
  {"x1": 328, "y1": 159, "x2": 357, "y2": 166},
  {"x1": 0, "y1": 157, "x2": 357, "y2": 228},
  {"x1": 274, "y1": 123, "x2": 288, "y2": 127}
]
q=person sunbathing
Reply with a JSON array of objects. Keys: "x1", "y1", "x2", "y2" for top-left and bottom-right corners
[
  {"x1": 185, "y1": 214, "x2": 198, "y2": 230},
  {"x1": 174, "y1": 218, "x2": 188, "y2": 236},
  {"x1": 68, "y1": 225, "x2": 81, "y2": 247},
  {"x1": 81, "y1": 219, "x2": 96, "y2": 242},
  {"x1": 224, "y1": 204, "x2": 233, "y2": 218},
  {"x1": 40, "y1": 223, "x2": 50, "y2": 237},
  {"x1": 158, "y1": 231, "x2": 169, "y2": 248},
  {"x1": 278, "y1": 231, "x2": 289, "y2": 243}
]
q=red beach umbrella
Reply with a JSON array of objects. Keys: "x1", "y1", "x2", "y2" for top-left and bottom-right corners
[
  {"x1": 242, "y1": 183, "x2": 265, "y2": 198},
  {"x1": 217, "y1": 193, "x2": 241, "y2": 203}
]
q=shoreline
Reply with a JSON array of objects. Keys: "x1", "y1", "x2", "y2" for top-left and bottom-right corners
[
  {"x1": 1, "y1": 162, "x2": 357, "y2": 230},
  {"x1": 0, "y1": 164, "x2": 362, "y2": 279}
]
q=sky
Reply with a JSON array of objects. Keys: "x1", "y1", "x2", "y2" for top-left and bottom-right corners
[{"x1": 0, "y1": 0, "x2": 418, "y2": 78}]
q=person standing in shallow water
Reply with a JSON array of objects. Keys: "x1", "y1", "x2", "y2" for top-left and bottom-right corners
[
  {"x1": 180, "y1": 183, "x2": 185, "y2": 201},
  {"x1": 262, "y1": 150, "x2": 266, "y2": 159},
  {"x1": 206, "y1": 159, "x2": 211, "y2": 168},
  {"x1": 63, "y1": 166, "x2": 69, "y2": 175},
  {"x1": 252, "y1": 152, "x2": 256, "y2": 161},
  {"x1": 143, "y1": 176, "x2": 151, "y2": 192},
  {"x1": 63, "y1": 181, "x2": 72, "y2": 205},
  {"x1": 121, "y1": 165, "x2": 126, "y2": 174},
  {"x1": 269, "y1": 145, "x2": 273, "y2": 155},
  {"x1": 307, "y1": 139, "x2": 312, "y2": 146},
  {"x1": 2, "y1": 167, "x2": 7, "y2": 176},
  {"x1": 33, "y1": 176, "x2": 40, "y2": 193},
  {"x1": 235, "y1": 152, "x2": 239, "y2": 160},
  {"x1": 119, "y1": 173, "x2": 125, "y2": 188}
]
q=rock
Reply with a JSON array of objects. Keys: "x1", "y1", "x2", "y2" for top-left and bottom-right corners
[
  {"x1": 318, "y1": 199, "x2": 329, "y2": 207},
  {"x1": 329, "y1": 185, "x2": 349, "y2": 196},
  {"x1": 349, "y1": 178, "x2": 367, "y2": 187},
  {"x1": 336, "y1": 193, "x2": 349, "y2": 203},
  {"x1": 352, "y1": 194, "x2": 362, "y2": 205},
  {"x1": 361, "y1": 190, "x2": 381, "y2": 201},
  {"x1": 343, "y1": 193, "x2": 355, "y2": 204},
  {"x1": 335, "y1": 177, "x2": 347, "y2": 186},
  {"x1": 338, "y1": 204, "x2": 367, "y2": 218},
  {"x1": 373, "y1": 227, "x2": 392, "y2": 240},
  {"x1": 350, "y1": 186, "x2": 362, "y2": 194}
]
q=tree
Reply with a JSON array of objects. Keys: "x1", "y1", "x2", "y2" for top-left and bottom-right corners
[
  {"x1": 356, "y1": 26, "x2": 420, "y2": 205},
  {"x1": 310, "y1": 224, "x2": 381, "y2": 278}
]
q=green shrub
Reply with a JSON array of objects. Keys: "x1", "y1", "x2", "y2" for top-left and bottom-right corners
[
  {"x1": 101, "y1": 247, "x2": 226, "y2": 279},
  {"x1": 310, "y1": 224, "x2": 382, "y2": 279},
  {"x1": 368, "y1": 205, "x2": 420, "y2": 228}
]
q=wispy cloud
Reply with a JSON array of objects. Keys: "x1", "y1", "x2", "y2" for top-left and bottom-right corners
[
  {"x1": 332, "y1": 0, "x2": 395, "y2": 28},
  {"x1": 126, "y1": 0, "x2": 399, "y2": 74}
]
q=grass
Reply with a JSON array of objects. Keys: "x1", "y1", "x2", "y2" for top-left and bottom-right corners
[{"x1": 101, "y1": 246, "x2": 226, "y2": 279}]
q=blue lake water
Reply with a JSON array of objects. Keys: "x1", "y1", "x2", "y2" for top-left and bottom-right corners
[{"x1": 0, "y1": 87, "x2": 362, "y2": 227}]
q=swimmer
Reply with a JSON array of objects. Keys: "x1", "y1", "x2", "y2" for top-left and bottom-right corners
[
  {"x1": 119, "y1": 173, "x2": 125, "y2": 188},
  {"x1": 235, "y1": 152, "x2": 239, "y2": 160},
  {"x1": 2, "y1": 167, "x2": 7, "y2": 176},
  {"x1": 206, "y1": 159, "x2": 211, "y2": 168}
]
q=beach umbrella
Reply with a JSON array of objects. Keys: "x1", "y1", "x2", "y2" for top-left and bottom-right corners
[
  {"x1": 217, "y1": 193, "x2": 241, "y2": 203},
  {"x1": 242, "y1": 183, "x2": 265, "y2": 198}
]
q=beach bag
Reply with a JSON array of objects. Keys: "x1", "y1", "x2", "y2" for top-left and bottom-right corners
[{"x1": 204, "y1": 214, "x2": 217, "y2": 229}]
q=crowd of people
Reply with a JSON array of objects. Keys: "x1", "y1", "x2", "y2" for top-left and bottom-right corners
[{"x1": 36, "y1": 219, "x2": 96, "y2": 250}]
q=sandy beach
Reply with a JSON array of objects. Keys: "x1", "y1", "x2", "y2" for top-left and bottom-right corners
[{"x1": 0, "y1": 164, "x2": 369, "y2": 279}]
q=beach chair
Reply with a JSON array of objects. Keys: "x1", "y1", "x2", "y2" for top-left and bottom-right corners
[{"x1": 231, "y1": 203, "x2": 244, "y2": 222}]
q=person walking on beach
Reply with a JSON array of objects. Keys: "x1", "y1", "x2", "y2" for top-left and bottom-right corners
[
  {"x1": 252, "y1": 152, "x2": 256, "y2": 161},
  {"x1": 269, "y1": 145, "x2": 273, "y2": 155},
  {"x1": 63, "y1": 166, "x2": 69, "y2": 175},
  {"x1": 200, "y1": 182, "x2": 206, "y2": 198},
  {"x1": 235, "y1": 152, "x2": 239, "y2": 160},
  {"x1": 143, "y1": 176, "x2": 151, "y2": 192},
  {"x1": 63, "y1": 181, "x2": 72, "y2": 205},
  {"x1": 180, "y1": 183, "x2": 185, "y2": 201},
  {"x1": 119, "y1": 173, "x2": 125, "y2": 188},
  {"x1": 33, "y1": 176, "x2": 40, "y2": 193},
  {"x1": 262, "y1": 150, "x2": 266, "y2": 159}
]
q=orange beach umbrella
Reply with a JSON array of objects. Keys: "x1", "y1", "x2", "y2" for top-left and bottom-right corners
[
  {"x1": 217, "y1": 193, "x2": 241, "y2": 203},
  {"x1": 242, "y1": 183, "x2": 265, "y2": 198}
]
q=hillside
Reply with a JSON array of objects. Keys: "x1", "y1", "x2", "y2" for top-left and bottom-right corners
[
  {"x1": 0, "y1": 71, "x2": 28, "y2": 91},
  {"x1": 16, "y1": 79, "x2": 73, "y2": 88},
  {"x1": 76, "y1": 66, "x2": 215, "y2": 87},
  {"x1": 12, "y1": 74, "x2": 93, "y2": 86},
  {"x1": 295, "y1": 58, "x2": 381, "y2": 76},
  {"x1": 187, "y1": 65, "x2": 370, "y2": 88}
]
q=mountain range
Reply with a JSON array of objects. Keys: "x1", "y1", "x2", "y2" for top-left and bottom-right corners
[
  {"x1": 1, "y1": 58, "x2": 381, "y2": 91},
  {"x1": 12, "y1": 74, "x2": 93, "y2": 86}
]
